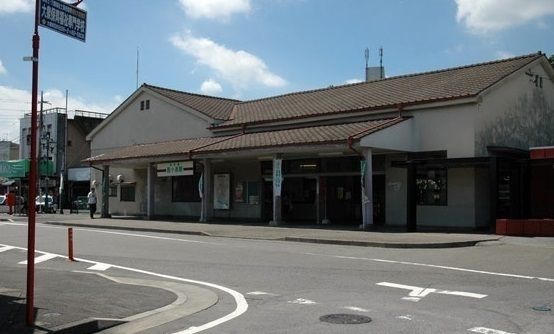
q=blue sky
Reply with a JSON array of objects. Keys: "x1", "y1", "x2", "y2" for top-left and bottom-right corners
[{"x1": 1, "y1": 0, "x2": 553, "y2": 143}]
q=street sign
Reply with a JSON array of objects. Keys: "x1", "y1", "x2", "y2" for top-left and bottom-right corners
[{"x1": 39, "y1": 0, "x2": 87, "y2": 42}]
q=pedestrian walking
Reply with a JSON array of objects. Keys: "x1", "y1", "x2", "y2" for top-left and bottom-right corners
[
  {"x1": 87, "y1": 188, "x2": 97, "y2": 219},
  {"x1": 6, "y1": 192, "x2": 15, "y2": 215}
]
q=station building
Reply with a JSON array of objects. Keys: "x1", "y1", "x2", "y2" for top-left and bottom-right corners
[{"x1": 86, "y1": 53, "x2": 554, "y2": 231}]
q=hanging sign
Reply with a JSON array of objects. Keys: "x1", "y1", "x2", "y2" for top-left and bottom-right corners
[
  {"x1": 157, "y1": 161, "x2": 193, "y2": 177},
  {"x1": 39, "y1": 0, "x2": 87, "y2": 42}
]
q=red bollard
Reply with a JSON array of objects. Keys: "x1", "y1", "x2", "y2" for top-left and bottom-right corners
[{"x1": 68, "y1": 228, "x2": 75, "y2": 261}]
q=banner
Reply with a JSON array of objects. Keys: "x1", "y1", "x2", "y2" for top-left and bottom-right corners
[{"x1": 273, "y1": 159, "x2": 283, "y2": 196}]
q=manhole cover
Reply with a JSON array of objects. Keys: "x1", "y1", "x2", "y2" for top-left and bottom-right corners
[
  {"x1": 532, "y1": 305, "x2": 551, "y2": 312},
  {"x1": 319, "y1": 313, "x2": 372, "y2": 324}
]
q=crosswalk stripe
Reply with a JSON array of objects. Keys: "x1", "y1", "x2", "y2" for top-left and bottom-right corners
[
  {"x1": 0, "y1": 246, "x2": 15, "y2": 253},
  {"x1": 87, "y1": 263, "x2": 112, "y2": 271},
  {"x1": 18, "y1": 253, "x2": 58, "y2": 265}
]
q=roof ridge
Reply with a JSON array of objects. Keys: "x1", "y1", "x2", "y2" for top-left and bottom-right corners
[
  {"x1": 236, "y1": 52, "x2": 543, "y2": 106},
  {"x1": 143, "y1": 83, "x2": 242, "y2": 103}
]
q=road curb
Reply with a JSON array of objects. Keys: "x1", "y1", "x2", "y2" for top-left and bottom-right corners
[
  {"x1": 44, "y1": 221, "x2": 211, "y2": 237},
  {"x1": 43, "y1": 221, "x2": 496, "y2": 249}
]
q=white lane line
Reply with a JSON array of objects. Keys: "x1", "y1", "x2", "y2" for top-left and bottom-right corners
[
  {"x1": 0, "y1": 245, "x2": 15, "y2": 253},
  {"x1": 246, "y1": 291, "x2": 278, "y2": 296},
  {"x1": 468, "y1": 327, "x2": 517, "y2": 334},
  {"x1": 2, "y1": 221, "x2": 217, "y2": 245},
  {"x1": 304, "y1": 253, "x2": 554, "y2": 282},
  {"x1": 0, "y1": 243, "x2": 248, "y2": 334},
  {"x1": 288, "y1": 298, "x2": 317, "y2": 305},
  {"x1": 87, "y1": 263, "x2": 112, "y2": 271},
  {"x1": 396, "y1": 314, "x2": 413, "y2": 321},
  {"x1": 19, "y1": 253, "x2": 58, "y2": 265},
  {"x1": 342, "y1": 306, "x2": 370, "y2": 312}
]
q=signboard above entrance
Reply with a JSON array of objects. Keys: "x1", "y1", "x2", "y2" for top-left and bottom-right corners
[
  {"x1": 0, "y1": 160, "x2": 29, "y2": 178},
  {"x1": 39, "y1": 0, "x2": 87, "y2": 42},
  {"x1": 157, "y1": 161, "x2": 194, "y2": 177}
]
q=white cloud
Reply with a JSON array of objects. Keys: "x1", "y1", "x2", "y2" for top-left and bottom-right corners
[
  {"x1": 0, "y1": 0, "x2": 33, "y2": 14},
  {"x1": 170, "y1": 31, "x2": 287, "y2": 90},
  {"x1": 455, "y1": 0, "x2": 554, "y2": 33},
  {"x1": 0, "y1": 85, "x2": 117, "y2": 143},
  {"x1": 178, "y1": 0, "x2": 250, "y2": 20},
  {"x1": 496, "y1": 51, "x2": 515, "y2": 59},
  {"x1": 200, "y1": 79, "x2": 223, "y2": 95},
  {"x1": 344, "y1": 78, "x2": 363, "y2": 85},
  {"x1": 0, "y1": 60, "x2": 6, "y2": 75}
]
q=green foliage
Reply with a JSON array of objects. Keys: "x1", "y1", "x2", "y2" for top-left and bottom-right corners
[{"x1": 549, "y1": 54, "x2": 554, "y2": 67}]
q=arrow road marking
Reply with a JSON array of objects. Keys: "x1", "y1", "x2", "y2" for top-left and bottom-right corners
[
  {"x1": 288, "y1": 298, "x2": 317, "y2": 305},
  {"x1": 377, "y1": 282, "x2": 487, "y2": 302}
]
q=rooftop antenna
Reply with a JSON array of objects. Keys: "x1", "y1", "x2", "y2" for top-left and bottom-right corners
[
  {"x1": 364, "y1": 47, "x2": 370, "y2": 82},
  {"x1": 136, "y1": 47, "x2": 140, "y2": 89},
  {"x1": 379, "y1": 47, "x2": 384, "y2": 79}
]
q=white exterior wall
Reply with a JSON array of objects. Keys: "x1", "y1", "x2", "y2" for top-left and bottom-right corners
[
  {"x1": 407, "y1": 103, "x2": 476, "y2": 158},
  {"x1": 90, "y1": 91, "x2": 213, "y2": 155},
  {"x1": 476, "y1": 61, "x2": 554, "y2": 155}
]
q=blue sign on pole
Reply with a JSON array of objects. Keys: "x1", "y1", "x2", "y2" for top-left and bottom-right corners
[{"x1": 39, "y1": 0, "x2": 87, "y2": 42}]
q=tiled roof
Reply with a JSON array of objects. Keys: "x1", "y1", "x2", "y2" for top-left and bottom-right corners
[
  {"x1": 216, "y1": 53, "x2": 543, "y2": 128},
  {"x1": 87, "y1": 117, "x2": 407, "y2": 163},
  {"x1": 197, "y1": 117, "x2": 406, "y2": 153},
  {"x1": 86, "y1": 136, "x2": 232, "y2": 163},
  {"x1": 145, "y1": 84, "x2": 240, "y2": 120}
]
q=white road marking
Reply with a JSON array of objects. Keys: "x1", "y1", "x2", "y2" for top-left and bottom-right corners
[
  {"x1": 19, "y1": 253, "x2": 58, "y2": 265},
  {"x1": 376, "y1": 282, "x2": 487, "y2": 302},
  {"x1": 288, "y1": 298, "x2": 317, "y2": 305},
  {"x1": 396, "y1": 314, "x2": 413, "y2": 321},
  {"x1": 246, "y1": 291, "x2": 278, "y2": 296},
  {"x1": 87, "y1": 263, "x2": 112, "y2": 271},
  {"x1": 0, "y1": 243, "x2": 247, "y2": 334},
  {"x1": 468, "y1": 327, "x2": 517, "y2": 334},
  {"x1": 304, "y1": 253, "x2": 554, "y2": 282},
  {"x1": 342, "y1": 306, "x2": 370, "y2": 312},
  {"x1": 0, "y1": 245, "x2": 15, "y2": 253}
]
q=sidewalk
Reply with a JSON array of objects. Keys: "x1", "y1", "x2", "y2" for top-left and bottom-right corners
[{"x1": 41, "y1": 215, "x2": 502, "y2": 248}]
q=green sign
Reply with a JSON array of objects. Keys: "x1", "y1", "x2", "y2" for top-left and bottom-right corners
[
  {"x1": 0, "y1": 160, "x2": 29, "y2": 178},
  {"x1": 0, "y1": 159, "x2": 55, "y2": 178}
]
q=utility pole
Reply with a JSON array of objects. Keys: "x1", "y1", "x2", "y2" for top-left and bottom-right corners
[{"x1": 26, "y1": 0, "x2": 40, "y2": 326}]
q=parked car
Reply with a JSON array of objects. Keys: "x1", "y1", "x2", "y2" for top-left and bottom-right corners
[
  {"x1": 72, "y1": 196, "x2": 89, "y2": 211},
  {"x1": 36, "y1": 195, "x2": 57, "y2": 213}
]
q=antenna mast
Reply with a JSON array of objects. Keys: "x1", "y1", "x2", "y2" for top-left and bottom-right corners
[
  {"x1": 379, "y1": 47, "x2": 384, "y2": 79},
  {"x1": 364, "y1": 47, "x2": 370, "y2": 82}
]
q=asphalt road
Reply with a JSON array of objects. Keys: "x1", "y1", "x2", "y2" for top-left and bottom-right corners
[{"x1": 1, "y1": 217, "x2": 553, "y2": 333}]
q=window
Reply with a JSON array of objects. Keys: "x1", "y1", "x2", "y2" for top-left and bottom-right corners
[
  {"x1": 172, "y1": 175, "x2": 200, "y2": 202},
  {"x1": 120, "y1": 185, "x2": 135, "y2": 202},
  {"x1": 109, "y1": 185, "x2": 117, "y2": 197},
  {"x1": 416, "y1": 168, "x2": 447, "y2": 206},
  {"x1": 140, "y1": 101, "x2": 145, "y2": 110},
  {"x1": 145, "y1": 100, "x2": 150, "y2": 109}
]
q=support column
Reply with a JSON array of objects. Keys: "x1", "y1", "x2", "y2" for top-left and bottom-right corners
[
  {"x1": 147, "y1": 163, "x2": 155, "y2": 220},
  {"x1": 406, "y1": 163, "x2": 417, "y2": 232},
  {"x1": 200, "y1": 159, "x2": 213, "y2": 222},
  {"x1": 270, "y1": 156, "x2": 283, "y2": 225},
  {"x1": 101, "y1": 165, "x2": 110, "y2": 218},
  {"x1": 361, "y1": 148, "x2": 373, "y2": 229}
]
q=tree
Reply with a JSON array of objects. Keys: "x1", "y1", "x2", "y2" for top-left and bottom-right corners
[{"x1": 549, "y1": 54, "x2": 554, "y2": 67}]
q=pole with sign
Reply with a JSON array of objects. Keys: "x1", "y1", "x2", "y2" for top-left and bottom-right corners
[
  {"x1": 26, "y1": 0, "x2": 86, "y2": 326},
  {"x1": 271, "y1": 158, "x2": 283, "y2": 225}
]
